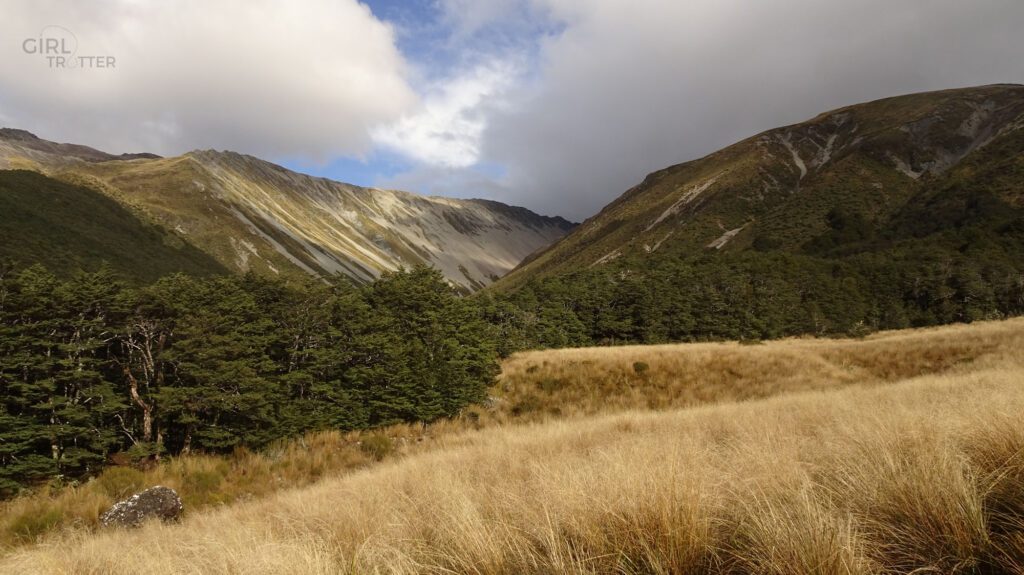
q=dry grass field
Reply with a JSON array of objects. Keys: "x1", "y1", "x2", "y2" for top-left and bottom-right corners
[
  {"x1": 2, "y1": 319, "x2": 1024, "y2": 573},
  {"x1": 491, "y1": 321, "x2": 1011, "y2": 422}
]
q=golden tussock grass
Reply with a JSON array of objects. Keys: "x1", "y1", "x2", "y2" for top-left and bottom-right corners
[
  {"x1": 0, "y1": 422, "x2": 466, "y2": 551},
  {"x1": 490, "y1": 319, "x2": 1014, "y2": 421},
  {"x1": 2, "y1": 319, "x2": 1024, "y2": 573}
]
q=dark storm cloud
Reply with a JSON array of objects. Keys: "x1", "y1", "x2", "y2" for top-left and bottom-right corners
[{"x1": 479, "y1": 0, "x2": 1024, "y2": 220}]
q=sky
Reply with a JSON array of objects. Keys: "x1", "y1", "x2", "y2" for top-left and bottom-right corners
[{"x1": 2, "y1": 0, "x2": 1023, "y2": 220}]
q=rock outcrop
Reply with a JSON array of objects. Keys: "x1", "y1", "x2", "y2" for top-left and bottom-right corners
[{"x1": 100, "y1": 486, "x2": 184, "y2": 528}]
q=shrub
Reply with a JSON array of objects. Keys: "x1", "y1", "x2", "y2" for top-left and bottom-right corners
[
  {"x1": 633, "y1": 361, "x2": 650, "y2": 375},
  {"x1": 95, "y1": 466, "x2": 146, "y2": 499},
  {"x1": 360, "y1": 435, "x2": 394, "y2": 462},
  {"x1": 6, "y1": 507, "x2": 63, "y2": 543},
  {"x1": 182, "y1": 469, "x2": 227, "y2": 506}
]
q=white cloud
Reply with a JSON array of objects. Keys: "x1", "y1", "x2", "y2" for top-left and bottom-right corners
[
  {"x1": 0, "y1": 0, "x2": 417, "y2": 158},
  {"x1": 371, "y1": 59, "x2": 520, "y2": 168}
]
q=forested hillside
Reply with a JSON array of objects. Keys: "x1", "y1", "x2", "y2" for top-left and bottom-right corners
[
  {"x1": 0, "y1": 171, "x2": 226, "y2": 282},
  {"x1": 492, "y1": 86, "x2": 1024, "y2": 345},
  {"x1": 497, "y1": 219, "x2": 1024, "y2": 346}
]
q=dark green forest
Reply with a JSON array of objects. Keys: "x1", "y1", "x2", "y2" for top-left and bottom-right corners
[
  {"x1": 495, "y1": 204, "x2": 1024, "y2": 347},
  {"x1": 0, "y1": 265, "x2": 498, "y2": 496}
]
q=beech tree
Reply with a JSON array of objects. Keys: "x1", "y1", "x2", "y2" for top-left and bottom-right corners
[{"x1": 0, "y1": 266, "x2": 502, "y2": 496}]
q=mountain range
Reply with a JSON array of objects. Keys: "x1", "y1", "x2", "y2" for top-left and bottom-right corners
[
  {"x1": 0, "y1": 128, "x2": 573, "y2": 291},
  {"x1": 495, "y1": 83, "x2": 1024, "y2": 289},
  {"x1": 2, "y1": 84, "x2": 1023, "y2": 301}
]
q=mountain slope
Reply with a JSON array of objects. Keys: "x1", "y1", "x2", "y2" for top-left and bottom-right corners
[
  {"x1": 485, "y1": 85, "x2": 1024, "y2": 345},
  {"x1": 0, "y1": 170, "x2": 227, "y2": 282},
  {"x1": 0, "y1": 132, "x2": 574, "y2": 291},
  {"x1": 494, "y1": 84, "x2": 1024, "y2": 290}
]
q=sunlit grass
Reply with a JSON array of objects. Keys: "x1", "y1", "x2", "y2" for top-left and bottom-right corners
[{"x1": 3, "y1": 319, "x2": 1024, "y2": 573}]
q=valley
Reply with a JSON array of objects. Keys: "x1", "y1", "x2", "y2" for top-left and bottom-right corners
[
  {"x1": 3, "y1": 0, "x2": 1024, "y2": 571},
  {"x1": 2, "y1": 318, "x2": 1022, "y2": 573},
  {"x1": 1, "y1": 82, "x2": 1023, "y2": 575}
]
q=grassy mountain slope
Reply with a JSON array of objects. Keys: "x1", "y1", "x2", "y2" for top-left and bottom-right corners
[
  {"x1": 494, "y1": 84, "x2": 1024, "y2": 290},
  {"x1": 0, "y1": 131, "x2": 574, "y2": 291},
  {"x1": 0, "y1": 170, "x2": 226, "y2": 282},
  {"x1": 3, "y1": 318, "x2": 1023, "y2": 573}
]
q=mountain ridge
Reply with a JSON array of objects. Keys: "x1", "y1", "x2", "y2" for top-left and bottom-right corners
[
  {"x1": 493, "y1": 83, "x2": 1024, "y2": 290},
  {"x1": 0, "y1": 132, "x2": 574, "y2": 290},
  {"x1": 0, "y1": 128, "x2": 161, "y2": 163}
]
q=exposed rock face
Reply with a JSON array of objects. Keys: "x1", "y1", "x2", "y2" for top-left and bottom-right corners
[
  {"x1": 0, "y1": 129, "x2": 575, "y2": 291},
  {"x1": 100, "y1": 486, "x2": 184, "y2": 528}
]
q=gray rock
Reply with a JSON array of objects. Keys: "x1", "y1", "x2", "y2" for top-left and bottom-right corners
[{"x1": 100, "y1": 485, "x2": 184, "y2": 528}]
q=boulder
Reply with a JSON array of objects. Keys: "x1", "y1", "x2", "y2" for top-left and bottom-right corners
[{"x1": 100, "y1": 485, "x2": 184, "y2": 528}]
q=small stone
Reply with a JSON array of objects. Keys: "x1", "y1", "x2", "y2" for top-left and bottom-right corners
[{"x1": 100, "y1": 486, "x2": 184, "y2": 528}]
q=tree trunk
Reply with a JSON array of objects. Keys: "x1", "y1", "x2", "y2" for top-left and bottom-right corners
[
  {"x1": 181, "y1": 424, "x2": 193, "y2": 455},
  {"x1": 124, "y1": 366, "x2": 154, "y2": 443}
]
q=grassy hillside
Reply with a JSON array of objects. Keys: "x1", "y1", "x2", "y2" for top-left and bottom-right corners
[
  {"x1": 3, "y1": 319, "x2": 1023, "y2": 573},
  {"x1": 494, "y1": 84, "x2": 1024, "y2": 291},
  {"x1": 493, "y1": 324, "x2": 1007, "y2": 421},
  {"x1": 0, "y1": 170, "x2": 226, "y2": 282}
]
